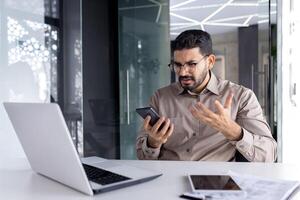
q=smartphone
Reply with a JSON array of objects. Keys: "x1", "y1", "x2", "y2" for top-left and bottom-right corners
[{"x1": 136, "y1": 107, "x2": 160, "y2": 127}]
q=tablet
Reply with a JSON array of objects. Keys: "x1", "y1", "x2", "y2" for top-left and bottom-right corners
[{"x1": 188, "y1": 175, "x2": 245, "y2": 195}]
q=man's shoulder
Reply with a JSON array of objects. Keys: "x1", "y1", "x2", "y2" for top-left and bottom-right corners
[
  {"x1": 218, "y1": 78, "x2": 252, "y2": 96},
  {"x1": 149, "y1": 83, "x2": 180, "y2": 110},
  {"x1": 155, "y1": 82, "x2": 179, "y2": 95}
]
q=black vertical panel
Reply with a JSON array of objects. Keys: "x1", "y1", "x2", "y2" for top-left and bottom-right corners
[
  {"x1": 57, "y1": 0, "x2": 64, "y2": 107},
  {"x1": 82, "y1": 0, "x2": 119, "y2": 158},
  {"x1": 238, "y1": 25, "x2": 259, "y2": 96},
  {"x1": 270, "y1": 24, "x2": 277, "y2": 140},
  {"x1": 109, "y1": 0, "x2": 120, "y2": 158}
]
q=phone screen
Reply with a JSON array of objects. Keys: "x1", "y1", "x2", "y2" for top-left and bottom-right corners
[{"x1": 190, "y1": 175, "x2": 241, "y2": 191}]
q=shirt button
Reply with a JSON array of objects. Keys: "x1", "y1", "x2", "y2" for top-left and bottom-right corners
[{"x1": 186, "y1": 149, "x2": 190, "y2": 153}]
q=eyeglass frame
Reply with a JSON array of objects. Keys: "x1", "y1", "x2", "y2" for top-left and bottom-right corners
[{"x1": 168, "y1": 55, "x2": 209, "y2": 72}]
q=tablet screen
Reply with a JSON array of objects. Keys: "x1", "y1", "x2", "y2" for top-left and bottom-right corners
[{"x1": 190, "y1": 175, "x2": 241, "y2": 191}]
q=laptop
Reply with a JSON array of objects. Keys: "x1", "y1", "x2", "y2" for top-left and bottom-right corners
[{"x1": 3, "y1": 102, "x2": 162, "y2": 196}]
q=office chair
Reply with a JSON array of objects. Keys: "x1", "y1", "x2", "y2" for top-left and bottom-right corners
[{"x1": 235, "y1": 150, "x2": 249, "y2": 162}]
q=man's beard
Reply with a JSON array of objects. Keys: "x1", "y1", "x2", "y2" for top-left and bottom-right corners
[{"x1": 178, "y1": 69, "x2": 209, "y2": 92}]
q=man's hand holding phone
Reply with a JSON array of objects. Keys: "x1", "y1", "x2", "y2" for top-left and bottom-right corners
[
  {"x1": 143, "y1": 115, "x2": 174, "y2": 148},
  {"x1": 136, "y1": 107, "x2": 174, "y2": 148}
]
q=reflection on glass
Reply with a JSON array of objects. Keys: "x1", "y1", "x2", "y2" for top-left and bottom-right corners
[
  {"x1": 44, "y1": 0, "x2": 59, "y2": 19},
  {"x1": 6, "y1": 15, "x2": 58, "y2": 102},
  {"x1": 0, "y1": 0, "x2": 57, "y2": 157},
  {"x1": 118, "y1": 0, "x2": 170, "y2": 159},
  {"x1": 6, "y1": 0, "x2": 45, "y2": 16}
]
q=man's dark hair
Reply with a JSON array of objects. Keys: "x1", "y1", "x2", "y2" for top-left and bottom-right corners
[{"x1": 172, "y1": 29, "x2": 213, "y2": 56}]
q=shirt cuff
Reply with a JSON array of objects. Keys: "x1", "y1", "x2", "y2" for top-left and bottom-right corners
[
  {"x1": 142, "y1": 137, "x2": 160, "y2": 158},
  {"x1": 234, "y1": 128, "x2": 254, "y2": 158}
]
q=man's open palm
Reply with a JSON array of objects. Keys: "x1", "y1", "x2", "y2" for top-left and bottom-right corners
[{"x1": 189, "y1": 93, "x2": 242, "y2": 141}]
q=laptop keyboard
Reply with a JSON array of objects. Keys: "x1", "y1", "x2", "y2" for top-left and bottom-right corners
[{"x1": 82, "y1": 163, "x2": 131, "y2": 185}]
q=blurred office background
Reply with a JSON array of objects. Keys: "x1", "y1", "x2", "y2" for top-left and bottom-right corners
[{"x1": 0, "y1": 0, "x2": 299, "y2": 164}]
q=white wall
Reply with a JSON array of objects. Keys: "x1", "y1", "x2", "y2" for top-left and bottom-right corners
[
  {"x1": 0, "y1": 0, "x2": 49, "y2": 159},
  {"x1": 280, "y1": 0, "x2": 300, "y2": 164}
]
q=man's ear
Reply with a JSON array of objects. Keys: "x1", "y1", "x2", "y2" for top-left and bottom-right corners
[{"x1": 207, "y1": 54, "x2": 216, "y2": 70}]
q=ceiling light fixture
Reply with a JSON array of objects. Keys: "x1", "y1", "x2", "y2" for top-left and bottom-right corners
[
  {"x1": 170, "y1": 12, "x2": 200, "y2": 24},
  {"x1": 258, "y1": 19, "x2": 269, "y2": 24},
  {"x1": 209, "y1": 14, "x2": 258, "y2": 23},
  {"x1": 170, "y1": 0, "x2": 197, "y2": 9},
  {"x1": 148, "y1": 0, "x2": 162, "y2": 23},
  {"x1": 171, "y1": 4, "x2": 223, "y2": 11},
  {"x1": 204, "y1": 22, "x2": 248, "y2": 27},
  {"x1": 243, "y1": 15, "x2": 254, "y2": 26},
  {"x1": 201, "y1": 0, "x2": 235, "y2": 23}
]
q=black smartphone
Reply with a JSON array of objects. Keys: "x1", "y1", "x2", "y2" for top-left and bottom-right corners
[{"x1": 136, "y1": 107, "x2": 161, "y2": 126}]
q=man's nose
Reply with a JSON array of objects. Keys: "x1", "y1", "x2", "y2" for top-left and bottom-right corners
[{"x1": 177, "y1": 65, "x2": 190, "y2": 76}]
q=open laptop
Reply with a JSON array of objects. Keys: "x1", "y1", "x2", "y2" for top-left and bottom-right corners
[{"x1": 3, "y1": 102, "x2": 162, "y2": 196}]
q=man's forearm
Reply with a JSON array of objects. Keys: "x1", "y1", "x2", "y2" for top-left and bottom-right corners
[
  {"x1": 235, "y1": 128, "x2": 277, "y2": 162},
  {"x1": 136, "y1": 135, "x2": 160, "y2": 160}
]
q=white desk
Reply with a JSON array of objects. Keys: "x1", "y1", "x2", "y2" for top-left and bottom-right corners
[{"x1": 1, "y1": 157, "x2": 300, "y2": 200}]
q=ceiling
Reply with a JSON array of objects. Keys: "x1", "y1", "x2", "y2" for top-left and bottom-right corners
[
  {"x1": 119, "y1": 0, "x2": 276, "y2": 37},
  {"x1": 170, "y1": 0, "x2": 276, "y2": 37}
]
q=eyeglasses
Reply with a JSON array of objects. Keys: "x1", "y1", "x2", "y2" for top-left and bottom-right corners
[{"x1": 168, "y1": 55, "x2": 208, "y2": 73}]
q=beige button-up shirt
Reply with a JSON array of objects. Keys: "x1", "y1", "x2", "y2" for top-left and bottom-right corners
[{"x1": 136, "y1": 72, "x2": 277, "y2": 162}]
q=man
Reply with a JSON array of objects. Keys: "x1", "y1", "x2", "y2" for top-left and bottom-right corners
[{"x1": 136, "y1": 30, "x2": 277, "y2": 162}]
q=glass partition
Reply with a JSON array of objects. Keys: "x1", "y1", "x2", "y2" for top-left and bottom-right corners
[
  {"x1": 0, "y1": 0, "x2": 83, "y2": 157},
  {"x1": 0, "y1": 0, "x2": 52, "y2": 158},
  {"x1": 118, "y1": 0, "x2": 170, "y2": 159}
]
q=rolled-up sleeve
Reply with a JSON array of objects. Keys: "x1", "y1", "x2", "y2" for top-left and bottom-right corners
[
  {"x1": 136, "y1": 92, "x2": 161, "y2": 160},
  {"x1": 136, "y1": 133, "x2": 160, "y2": 160},
  {"x1": 235, "y1": 89, "x2": 277, "y2": 162}
]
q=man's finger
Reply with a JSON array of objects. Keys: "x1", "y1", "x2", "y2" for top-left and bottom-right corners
[
  {"x1": 151, "y1": 116, "x2": 165, "y2": 133},
  {"x1": 214, "y1": 100, "x2": 225, "y2": 115},
  {"x1": 143, "y1": 116, "x2": 151, "y2": 130},
  {"x1": 190, "y1": 105, "x2": 205, "y2": 120},
  {"x1": 158, "y1": 118, "x2": 171, "y2": 137},
  {"x1": 162, "y1": 123, "x2": 174, "y2": 143},
  {"x1": 196, "y1": 102, "x2": 216, "y2": 118},
  {"x1": 190, "y1": 103, "x2": 216, "y2": 124},
  {"x1": 224, "y1": 92, "x2": 233, "y2": 109}
]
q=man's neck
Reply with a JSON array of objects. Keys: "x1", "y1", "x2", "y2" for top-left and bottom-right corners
[{"x1": 192, "y1": 72, "x2": 211, "y2": 94}]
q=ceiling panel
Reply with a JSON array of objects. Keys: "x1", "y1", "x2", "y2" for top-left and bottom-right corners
[
  {"x1": 171, "y1": 7, "x2": 220, "y2": 23},
  {"x1": 170, "y1": 0, "x2": 272, "y2": 37},
  {"x1": 171, "y1": 0, "x2": 228, "y2": 8}
]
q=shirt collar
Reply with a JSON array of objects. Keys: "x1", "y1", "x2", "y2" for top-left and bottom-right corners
[
  {"x1": 175, "y1": 71, "x2": 220, "y2": 96},
  {"x1": 205, "y1": 71, "x2": 220, "y2": 95}
]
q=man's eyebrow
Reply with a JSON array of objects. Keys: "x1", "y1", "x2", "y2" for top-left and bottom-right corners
[
  {"x1": 173, "y1": 60, "x2": 197, "y2": 64},
  {"x1": 173, "y1": 61, "x2": 182, "y2": 65}
]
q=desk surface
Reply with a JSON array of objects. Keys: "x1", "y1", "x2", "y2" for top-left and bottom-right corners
[{"x1": 1, "y1": 158, "x2": 300, "y2": 200}]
